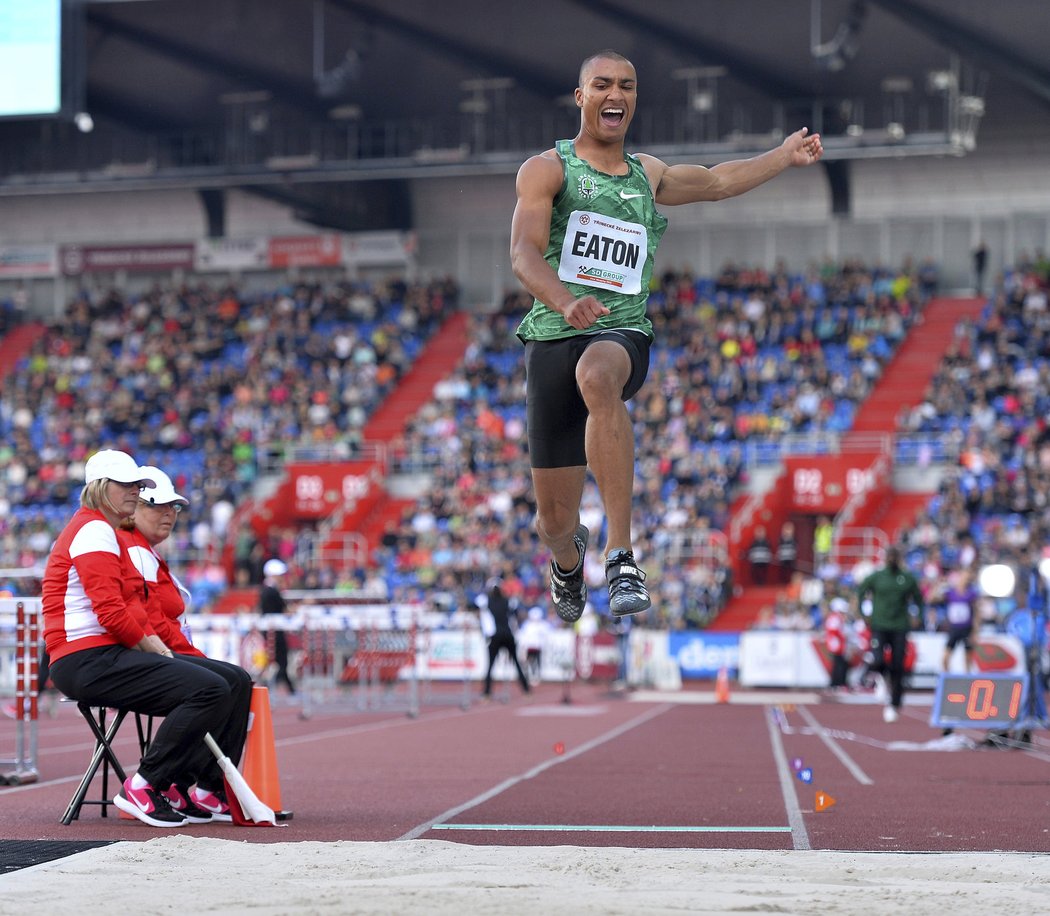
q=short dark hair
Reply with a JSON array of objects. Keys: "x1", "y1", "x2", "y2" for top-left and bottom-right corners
[{"x1": 579, "y1": 49, "x2": 633, "y2": 88}]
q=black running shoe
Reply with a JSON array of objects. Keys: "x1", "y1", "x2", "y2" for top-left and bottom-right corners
[
  {"x1": 606, "y1": 548, "x2": 651, "y2": 617},
  {"x1": 163, "y1": 783, "x2": 214, "y2": 823},
  {"x1": 114, "y1": 777, "x2": 188, "y2": 827},
  {"x1": 549, "y1": 524, "x2": 589, "y2": 622}
]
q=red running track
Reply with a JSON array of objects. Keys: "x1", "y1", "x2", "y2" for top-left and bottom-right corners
[{"x1": 2, "y1": 682, "x2": 1048, "y2": 853}]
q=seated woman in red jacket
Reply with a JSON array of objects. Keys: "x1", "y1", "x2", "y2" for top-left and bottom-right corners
[
  {"x1": 120, "y1": 465, "x2": 253, "y2": 823},
  {"x1": 42, "y1": 449, "x2": 239, "y2": 828}
]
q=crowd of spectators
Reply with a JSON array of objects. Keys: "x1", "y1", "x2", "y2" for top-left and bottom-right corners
[
  {"x1": 0, "y1": 275, "x2": 455, "y2": 601},
  {"x1": 1, "y1": 255, "x2": 937, "y2": 631},
  {"x1": 369, "y1": 257, "x2": 931, "y2": 629},
  {"x1": 751, "y1": 254, "x2": 1050, "y2": 662},
  {"x1": 898, "y1": 254, "x2": 1050, "y2": 626}
]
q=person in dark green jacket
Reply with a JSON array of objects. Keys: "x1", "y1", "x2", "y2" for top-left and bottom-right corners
[{"x1": 857, "y1": 546, "x2": 924, "y2": 722}]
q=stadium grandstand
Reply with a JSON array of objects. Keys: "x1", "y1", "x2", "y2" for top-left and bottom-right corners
[
  {"x1": 2, "y1": 0, "x2": 1050, "y2": 669},
  {"x1": 5, "y1": 3, "x2": 1050, "y2": 904}
]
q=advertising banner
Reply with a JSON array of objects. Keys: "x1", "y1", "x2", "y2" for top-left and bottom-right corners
[
  {"x1": 626, "y1": 628, "x2": 671, "y2": 687},
  {"x1": 738, "y1": 630, "x2": 814, "y2": 687},
  {"x1": 668, "y1": 630, "x2": 741, "y2": 679},
  {"x1": 0, "y1": 243, "x2": 56, "y2": 277},
  {"x1": 268, "y1": 234, "x2": 342, "y2": 269},
  {"x1": 343, "y1": 231, "x2": 416, "y2": 265},
  {"x1": 60, "y1": 243, "x2": 195, "y2": 275},
  {"x1": 576, "y1": 630, "x2": 621, "y2": 681},
  {"x1": 540, "y1": 629, "x2": 576, "y2": 682},
  {"x1": 739, "y1": 630, "x2": 1026, "y2": 688},
  {"x1": 419, "y1": 629, "x2": 488, "y2": 680},
  {"x1": 195, "y1": 237, "x2": 269, "y2": 272}
]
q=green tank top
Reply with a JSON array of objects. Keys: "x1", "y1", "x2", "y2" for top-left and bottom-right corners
[{"x1": 516, "y1": 139, "x2": 668, "y2": 342}]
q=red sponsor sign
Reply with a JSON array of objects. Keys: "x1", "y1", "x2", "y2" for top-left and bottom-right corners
[
  {"x1": 267, "y1": 235, "x2": 342, "y2": 269},
  {"x1": 60, "y1": 243, "x2": 195, "y2": 275},
  {"x1": 784, "y1": 455, "x2": 877, "y2": 512},
  {"x1": 288, "y1": 463, "x2": 374, "y2": 519}
]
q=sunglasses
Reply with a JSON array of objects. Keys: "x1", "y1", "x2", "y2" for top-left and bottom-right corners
[{"x1": 139, "y1": 500, "x2": 183, "y2": 514}]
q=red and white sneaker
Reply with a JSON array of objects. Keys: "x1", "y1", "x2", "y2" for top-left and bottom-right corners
[
  {"x1": 114, "y1": 776, "x2": 188, "y2": 827},
  {"x1": 163, "y1": 784, "x2": 214, "y2": 823},
  {"x1": 190, "y1": 786, "x2": 233, "y2": 822}
]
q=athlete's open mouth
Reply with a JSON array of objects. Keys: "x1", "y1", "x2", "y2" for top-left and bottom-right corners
[{"x1": 601, "y1": 107, "x2": 625, "y2": 126}]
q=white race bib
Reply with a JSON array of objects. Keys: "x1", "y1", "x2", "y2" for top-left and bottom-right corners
[
  {"x1": 558, "y1": 210, "x2": 647, "y2": 295},
  {"x1": 946, "y1": 599, "x2": 971, "y2": 625}
]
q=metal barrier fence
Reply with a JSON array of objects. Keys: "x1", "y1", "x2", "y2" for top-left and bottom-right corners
[
  {"x1": 0, "y1": 598, "x2": 41, "y2": 785},
  {"x1": 189, "y1": 608, "x2": 583, "y2": 718},
  {"x1": 303, "y1": 622, "x2": 421, "y2": 718},
  {"x1": 0, "y1": 599, "x2": 590, "y2": 754},
  {"x1": 230, "y1": 612, "x2": 485, "y2": 719}
]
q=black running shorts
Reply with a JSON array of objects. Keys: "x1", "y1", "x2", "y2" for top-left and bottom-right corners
[
  {"x1": 523, "y1": 329, "x2": 651, "y2": 469},
  {"x1": 945, "y1": 625, "x2": 974, "y2": 652}
]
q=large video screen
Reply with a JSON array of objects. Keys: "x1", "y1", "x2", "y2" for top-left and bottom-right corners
[{"x1": 0, "y1": 0, "x2": 62, "y2": 118}]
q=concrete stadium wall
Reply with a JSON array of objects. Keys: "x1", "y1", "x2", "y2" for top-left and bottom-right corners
[
  {"x1": 2, "y1": 128, "x2": 1048, "y2": 314},
  {"x1": 410, "y1": 128, "x2": 1050, "y2": 303}
]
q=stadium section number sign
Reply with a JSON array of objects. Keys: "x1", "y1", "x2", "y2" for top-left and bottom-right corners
[
  {"x1": 930, "y1": 673, "x2": 1027, "y2": 729},
  {"x1": 784, "y1": 455, "x2": 876, "y2": 512}
]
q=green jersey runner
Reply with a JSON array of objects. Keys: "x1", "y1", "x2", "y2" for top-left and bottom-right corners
[{"x1": 516, "y1": 139, "x2": 667, "y2": 342}]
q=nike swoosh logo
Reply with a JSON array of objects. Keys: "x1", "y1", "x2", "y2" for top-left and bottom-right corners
[{"x1": 619, "y1": 191, "x2": 645, "y2": 199}]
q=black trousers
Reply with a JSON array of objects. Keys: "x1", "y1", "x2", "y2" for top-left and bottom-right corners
[
  {"x1": 175, "y1": 653, "x2": 253, "y2": 788},
  {"x1": 868, "y1": 629, "x2": 908, "y2": 708},
  {"x1": 271, "y1": 630, "x2": 296, "y2": 693},
  {"x1": 484, "y1": 632, "x2": 530, "y2": 695},
  {"x1": 829, "y1": 652, "x2": 849, "y2": 688},
  {"x1": 51, "y1": 645, "x2": 239, "y2": 792}
]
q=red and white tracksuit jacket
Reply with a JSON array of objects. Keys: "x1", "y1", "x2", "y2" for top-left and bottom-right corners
[
  {"x1": 42, "y1": 508, "x2": 154, "y2": 663},
  {"x1": 119, "y1": 526, "x2": 205, "y2": 658}
]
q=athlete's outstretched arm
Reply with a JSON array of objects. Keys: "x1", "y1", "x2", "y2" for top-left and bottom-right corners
[{"x1": 644, "y1": 127, "x2": 824, "y2": 206}]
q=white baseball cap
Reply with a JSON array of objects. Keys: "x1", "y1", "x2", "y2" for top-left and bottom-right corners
[
  {"x1": 139, "y1": 466, "x2": 189, "y2": 506},
  {"x1": 263, "y1": 558, "x2": 288, "y2": 577},
  {"x1": 84, "y1": 449, "x2": 156, "y2": 488}
]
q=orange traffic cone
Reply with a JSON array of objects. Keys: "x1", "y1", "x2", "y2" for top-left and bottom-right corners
[
  {"x1": 241, "y1": 685, "x2": 292, "y2": 820},
  {"x1": 715, "y1": 666, "x2": 731, "y2": 704}
]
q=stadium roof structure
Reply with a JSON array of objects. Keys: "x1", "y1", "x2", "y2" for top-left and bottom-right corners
[{"x1": 0, "y1": 0, "x2": 1047, "y2": 226}]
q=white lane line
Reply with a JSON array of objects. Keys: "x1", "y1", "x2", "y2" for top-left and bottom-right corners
[
  {"x1": 797, "y1": 704, "x2": 875, "y2": 785},
  {"x1": 397, "y1": 703, "x2": 675, "y2": 841},
  {"x1": 432, "y1": 824, "x2": 791, "y2": 833},
  {"x1": 764, "y1": 705, "x2": 811, "y2": 851}
]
